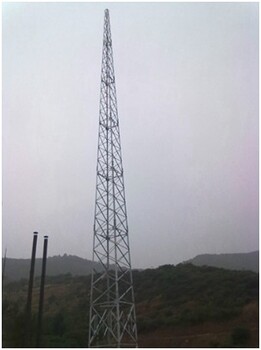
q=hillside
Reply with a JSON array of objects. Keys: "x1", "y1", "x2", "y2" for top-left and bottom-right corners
[
  {"x1": 2, "y1": 264, "x2": 259, "y2": 348},
  {"x1": 3, "y1": 251, "x2": 258, "y2": 281},
  {"x1": 186, "y1": 251, "x2": 259, "y2": 273},
  {"x1": 3, "y1": 255, "x2": 103, "y2": 281}
]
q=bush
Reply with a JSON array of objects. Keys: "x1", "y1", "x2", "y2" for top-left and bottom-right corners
[{"x1": 231, "y1": 327, "x2": 250, "y2": 346}]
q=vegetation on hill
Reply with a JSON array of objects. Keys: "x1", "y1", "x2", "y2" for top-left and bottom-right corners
[
  {"x1": 186, "y1": 251, "x2": 259, "y2": 273},
  {"x1": 4, "y1": 251, "x2": 259, "y2": 282},
  {"x1": 3, "y1": 255, "x2": 103, "y2": 281},
  {"x1": 2, "y1": 264, "x2": 259, "y2": 348}
]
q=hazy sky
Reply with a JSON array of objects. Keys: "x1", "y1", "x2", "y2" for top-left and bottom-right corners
[{"x1": 3, "y1": 2, "x2": 259, "y2": 268}]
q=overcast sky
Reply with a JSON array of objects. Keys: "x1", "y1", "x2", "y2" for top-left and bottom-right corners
[{"x1": 3, "y1": 2, "x2": 259, "y2": 268}]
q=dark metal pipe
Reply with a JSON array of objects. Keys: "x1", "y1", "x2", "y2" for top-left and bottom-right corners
[
  {"x1": 3, "y1": 248, "x2": 7, "y2": 283},
  {"x1": 36, "y1": 235, "x2": 48, "y2": 347},
  {"x1": 25, "y1": 232, "x2": 38, "y2": 346}
]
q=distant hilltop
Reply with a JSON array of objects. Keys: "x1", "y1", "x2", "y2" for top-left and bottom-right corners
[
  {"x1": 3, "y1": 251, "x2": 259, "y2": 282},
  {"x1": 185, "y1": 251, "x2": 259, "y2": 273},
  {"x1": 3, "y1": 254, "x2": 103, "y2": 282}
]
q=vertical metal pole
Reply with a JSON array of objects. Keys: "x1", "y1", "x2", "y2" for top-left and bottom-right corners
[
  {"x1": 2, "y1": 248, "x2": 7, "y2": 283},
  {"x1": 36, "y1": 235, "x2": 48, "y2": 347},
  {"x1": 25, "y1": 232, "x2": 38, "y2": 347}
]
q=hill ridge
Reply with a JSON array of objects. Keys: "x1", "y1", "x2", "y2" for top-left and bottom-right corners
[
  {"x1": 3, "y1": 250, "x2": 259, "y2": 281},
  {"x1": 185, "y1": 251, "x2": 258, "y2": 273},
  {"x1": 3, "y1": 254, "x2": 102, "y2": 281}
]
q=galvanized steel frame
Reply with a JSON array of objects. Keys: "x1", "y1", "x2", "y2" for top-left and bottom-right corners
[{"x1": 88, "y1": 9, "x2": 138, "y2": 348}]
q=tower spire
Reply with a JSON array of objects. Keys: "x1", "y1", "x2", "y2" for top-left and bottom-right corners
[{"x1": 89, "y1": 9, "x2": 138, "y2": 348}]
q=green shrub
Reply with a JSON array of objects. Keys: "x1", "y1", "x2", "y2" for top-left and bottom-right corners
[{"x1": 231, "y1": 327, "x2": 250, "y2": 346}]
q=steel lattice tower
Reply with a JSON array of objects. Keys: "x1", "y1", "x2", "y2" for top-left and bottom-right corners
[{"x1": 88, "y1": 9, "x2": 138, "y2": 348}]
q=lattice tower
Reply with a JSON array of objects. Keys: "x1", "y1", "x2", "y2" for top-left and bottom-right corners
[{"x1": 88, "y1": 9, "x2": 138, "y2": 348}]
